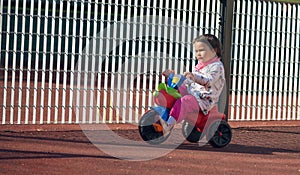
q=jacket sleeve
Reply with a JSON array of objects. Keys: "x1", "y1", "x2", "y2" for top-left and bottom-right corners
[{"x1": 193, "y1": 62, "x2": 224, "y2": 87}]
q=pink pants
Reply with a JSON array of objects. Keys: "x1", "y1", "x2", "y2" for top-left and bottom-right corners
[{"x1": 170, "y1": 86, "x2": 200, "y2": 123}]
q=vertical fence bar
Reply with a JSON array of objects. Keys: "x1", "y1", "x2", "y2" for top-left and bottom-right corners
[
  {"x1": 208, "y1": 0, "x2": 213, "y2": 34},
  {"x1": 2, "y1": 0, "x2": 11, "y2": 124},
  {"x1": 217, "y1": 0, "x2": 222, "y2": 35},
  {"x1": 211, "y1": 0, "x2": 216, "y2": 35},
  {"x1": 251, "y1": 1, "x2": 259, "y2": 121},
  {"x1": 141, "y1": 0, "x2": 149, "y2": 117},
  {"x1": 261, "y1": 2, "x2": 271, "y2": 120},
  {"x1": 25, "y1": 1, "x2": 34, "y2": 124},
  {"x1": 76, "y1": 0, "x2": 84, "y2": 123},
  {"x1": 147, "y1": 0, "x2": 154, "y2": 118},
  {"x1": 183, "y1": 1, "x2": 192, "y2": 72},
  {"x1": 0, "y1": 0, "x2": 2, "y2": 56},
  {"x1": 168, "y1": 0, "x2": 175, "y2": 80},
  {"x1": 83, "y1": 0, "x2": 91, "y2": 123},
  {"x1": 116, "y1": 1, "x2": 124, "y2": 123},
  {"x1": 186, "y1": 0, "x2": 194, "y2": 73},
  {"x1": 230, "y1": 1, "x2": 237, "y2": 120},
  {"x1": 62, "y1": 0, "x2": 71, "y2": 124},
  {"x1": 203, "y1": 1, "x2": 210, "y2": 33},
  {"x1": 282, "y1": 3, "x2": 288, "y2": 120},
  {"x1": 242, "y1": 0, "x2": 248, "y2": 120},
  {"x1": 10, "y1": 0, "x2": 19, "y2": 124},
  {"x1": 286, "y1": 4, "x2": 292, "y2": 120},
  {"x1": 125, "y1": 0, "x2": 134, "y2": 123},
  {"x1": 273, "y1": 3, "x2": 281, "y2": 120},
  {"x1": 47, "y1": 1, "x2": 56, "y2": 123},
  {"x1": 120, "y1": 1, "x2": 126, "y2": 123},
  {"x1": 109, "y1": 1, "x2": 117, "y2": 123},
  {"x1": 102, "y1": 0, "x2": 111, "y2": 123},
  {"x1": 91, "y1": 0, "x2": 99, "y2": 123},
  {"x1": 33, "y1": 0, "x2": 41, "y2": 124},
  {"x1": 200, "y1": 1, "x2": 205, "y2": 33},
  {"x1": 54, "y1": 1, "x2": 65, "y2": 124},
  {"x1": 116, "y1": 2, "x2": 125, "y2": 123},
  {"x1": 232, "y1": 0, "x2": 239, "y2": 120},
  {"x1": 173, "y1": 1, "x2": 180, "y2": 74},
  {"x1": 179, "y1": 0, "x2": 186, "y2": 74},
  {"x1": 40, "y1": 0, "x2": 49, "y2": 124},
  {"x1": 294, "y1": 5, "x2": 300, "y2": 120},
  {"x1": 153, "y1": 0, "x2": 160, "y2": 108},
  {"x1": 83, "y1": 0, "x2": 90, "y2": 123},
  {"x1": 194, "y1": 0, "x2": 199, "y2": 39},
  {"x1": 278, "y1": 3, "x2": 285, "y2": 120},
  {"x1": 290, "y1": 4, "x2": 296, "y2": 120},
  {"x1": 54, "y1": 1, "x2": 63, "y2": 124},
  {"x1": 237, "y1": 0, "x2": 244, "y2": 120},
  {"x1": 241, "y1": 0, "x2": 249, "y2": 120},
  {"x1": 267, "y1": 2, "x2": 275, "y2": 121},
  {"x1": 169, "y1": 0, "x2": 175, "y2": 72},
  {"x1": 222, "y1": 0, "x2": 234, "y2": 119},
  {"x1": 89, "y1": 0, "x2": 97, "y2": 123},
  {"x1": 69, "y1": 1, "x2": 77, "y2": 123},
  {"x1": 208, "y1": 0, "x2": 213, "y2": 33},
  {"x1": 246, "y1": 1, "x2": 253, "y2": 121},
  {"x1": 144, "y1": 0, "x2": 151, "y2": 116},
  {"x1": 131, "y1": 3, "x2": 139, "y2": 122},
  {"x1": 280, "y1": 3, "x2": 286, "y2": 120},
  {"x1": 97, "y1": 1, "x2": 104, "y2": 123},
  {"x1": 98, "y1": 1, "x2": 105, "y2": 123},
  {"x1": 161, "y1": 1, "x2": 168, "y2": 87},
  {"x1": 270, "y1": 3, "x2": 277, "y2": 121},
  {"x1": 130, "y1": 1, "x2": 139, "y2": 123},
  {"x1": 135, "y1": 1, "x2": 142, "y2": 120},
  {"x1": 257, "y1": 1, "x2": 265, "y2": 121},
  {"x1": 18, "y1": 0, "x2": 26, "y2": 124}
]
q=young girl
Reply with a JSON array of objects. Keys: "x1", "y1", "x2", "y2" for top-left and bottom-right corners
[{"x1": 160, "y1": 34, "x2": 225, "y2": 136}]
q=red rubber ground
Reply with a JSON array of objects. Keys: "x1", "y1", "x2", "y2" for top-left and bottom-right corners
[{"x1": 0, "y1": 121, "x2": 299, "y2": 175}]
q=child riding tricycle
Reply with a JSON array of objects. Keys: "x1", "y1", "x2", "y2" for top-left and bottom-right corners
[
  {"x1": 138, "y1": 73, "x2": 232, "y2": 147},
  {"x1": 138, "y1": 34, "x2": 232, "y2": 148}
]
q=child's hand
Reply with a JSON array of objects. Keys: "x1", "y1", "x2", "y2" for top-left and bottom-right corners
[
  {"x1": 162, "y1": 69, "x2": 175, "y2": 77},
  {"x1": 184, "y1": 72, "x2": 195, "y2": 81}
]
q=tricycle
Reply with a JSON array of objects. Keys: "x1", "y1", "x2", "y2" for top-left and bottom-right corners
[{"x1": 138, "y1": 74, "x2": 232, "y2": 148}]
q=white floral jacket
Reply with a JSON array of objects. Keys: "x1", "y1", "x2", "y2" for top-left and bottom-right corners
[{"x1": 184, "y1": 60, "x2": 225, "y2": 115}]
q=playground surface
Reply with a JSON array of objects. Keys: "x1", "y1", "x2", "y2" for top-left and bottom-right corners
[{"x1": 0, "y1": 121, "x2": 300, "y2": 175}]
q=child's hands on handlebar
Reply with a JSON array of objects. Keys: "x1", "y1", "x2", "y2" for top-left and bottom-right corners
[{"x1": 184, "y1": 72, "x2": 195, "y2": 81}]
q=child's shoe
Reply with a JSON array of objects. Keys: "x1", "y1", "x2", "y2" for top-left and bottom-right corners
[{"x1": 158, "y1": 117, "x2": 175, "y2": 137}]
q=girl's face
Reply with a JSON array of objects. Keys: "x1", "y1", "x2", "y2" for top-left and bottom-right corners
[{"x1": 193, "y1": 41, "x2": 217, "y2": 63}]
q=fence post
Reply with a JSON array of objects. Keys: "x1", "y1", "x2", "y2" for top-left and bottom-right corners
[{"x1": 221, "y1": 0, "x2": 234, "y2": 121}]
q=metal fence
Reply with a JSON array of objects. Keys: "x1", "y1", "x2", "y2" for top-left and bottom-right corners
[
  {"x1": 0, "y1": 0, "x2": 223, "y2": 124},
  {"x1": 0, "y1": 0, "x2": 299, "y2": 124},
  {"x1": 230, "y1": 0, "x2": 300, "y2": 121}
]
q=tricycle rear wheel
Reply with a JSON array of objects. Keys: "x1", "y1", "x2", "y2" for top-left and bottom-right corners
[
  {"x1": 182, "y1": 120, "x2": 202, "y2": 143},
  {"x1": 208, "y1": 120, "x2": 232, "y2": 148}
]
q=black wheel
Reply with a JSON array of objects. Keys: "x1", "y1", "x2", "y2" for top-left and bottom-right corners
[
  {"x1": 182, "y1": 120, "x2": 202, "y2": 143},
  {"x1": 138, "y1": 110, "x2": 169, "y2": 144},
  {"x1": 208, "y1": 120, "x2": 232, "y2": 148}
]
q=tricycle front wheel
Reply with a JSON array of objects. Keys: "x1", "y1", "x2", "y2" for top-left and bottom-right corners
[{"x1": 138, "y1": 110, "x2": 170, "y2": 144}]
